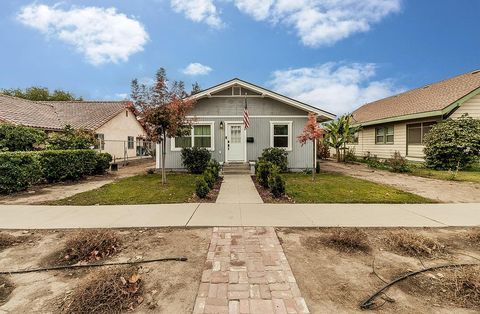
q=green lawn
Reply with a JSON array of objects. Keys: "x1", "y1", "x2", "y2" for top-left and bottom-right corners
[
  {"x1": 50, "y1": 173, "x2": 200, "y2": 205},
  {"x1": 408, "y1": 167, "x2": 480, "y2": 184},
  {"x1": 284, "y1": 172, "x2": 434, "y2": 203}
]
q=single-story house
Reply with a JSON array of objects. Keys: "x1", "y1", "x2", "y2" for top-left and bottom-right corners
[
  {"x1": 0, "y1": 94, "x2": 147, "y2": 160},
  {"x1": 348, "y1": 69, "x2": 480, "y2": 160},
  {"x1": 155, "y1": 78, "x2": 336, "y2": 171}
]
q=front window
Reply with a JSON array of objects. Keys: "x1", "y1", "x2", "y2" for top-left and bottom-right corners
[
  {"x1": 127, "y1": 136, "x2": 134, "y2": 149},
  {"x1": 375, "y1": 126, "x2": 394, "y2": 144},
  {"x1": 193, "y1": 125, "x2": 212, "y2": 148},
  {"x1": 349, "y1": 132, "x2": 359, "y2": 144},
  {"x1": 172, "y1": 123, "x2": 214, "y2": 151},
  {"x1": 270, "y1": 121, "x2": 292, "y2": 151},
  {"x1": 407, "y1": 121, "x2": 436, "y2": 145}
]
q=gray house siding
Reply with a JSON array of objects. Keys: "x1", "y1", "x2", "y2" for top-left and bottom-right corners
[
  {"x1": 162, "y1": 96, "x2": 314, "y2": 170},
  {"x1": 190, "y1": 97, "x2": 307, "y2": 116}
]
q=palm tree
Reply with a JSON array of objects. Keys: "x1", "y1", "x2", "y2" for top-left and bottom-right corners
[{"x1": 324, "y1": 114, "x2": 361, "y2": 162}]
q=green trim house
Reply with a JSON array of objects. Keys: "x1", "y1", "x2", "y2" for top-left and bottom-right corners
[{"x1": 349, "y1": 69, "x2": 480, "y2": 160}]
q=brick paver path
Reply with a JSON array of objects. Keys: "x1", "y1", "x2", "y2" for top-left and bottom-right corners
[{"x1": 193, "y1": 227, "x2": 309, "y2": 314}]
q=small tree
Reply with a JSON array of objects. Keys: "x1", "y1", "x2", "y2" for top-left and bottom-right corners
[
  {"x1": 424, "y1": 115, "x2": 480, "y2": 170},
  {"x1": 298, "y1": 112, "x2": 324, "y2": 181},
  {"x1": 324, "y1": 114, "x2": 360, "y2": 162},
  {"x1": 130, "y1": 68, "x2": 195, "y2": 184},
  {"x1": 46, "y1": 125, "x2": 95, "y2": 150}
]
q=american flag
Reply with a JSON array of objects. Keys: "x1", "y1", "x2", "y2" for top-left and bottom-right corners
[{"x1": 243, "y1": 95, "x2": 250, "y2": 129}]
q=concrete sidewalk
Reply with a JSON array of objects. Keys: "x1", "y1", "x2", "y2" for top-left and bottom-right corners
[{"x1": 0, "y1": 203, "x2": 479, "y2": 229}]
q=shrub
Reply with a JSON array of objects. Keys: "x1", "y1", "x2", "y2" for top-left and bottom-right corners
[
  {"x1": 0, "y1": 152, "x2": 42, "y2": 194},
  {"x1": 269, "y1": 173, "x2": 286, "y2": 198},
  {"x1": 57, "y1": 230, "x2": 121, "y2": 265},
  {"x1": 61, "y1": 268, "x2": 142, "y2": 313},
  {"x1": 94, "y1": 153, "x2": 112, "y2": 175},
  {"x1": 316, "y1": 140, "x2": 330, "y2": 160},
  {"x1": 181, "y1": 147, "x2": 211, "y2": 174},
  {"x1": 255, "y1": 160, "x2": 274, "y2": 188},
  {"x1": 38, "y1": 150, "x2": 97, "y2": 182},
  {"x1": 203, "y1": 170, "x2": 216, "y2": 189},
  {"x1": 259, "y1": 147, "x2": 288, "y2": 172},
  {"x1": 384, "y1": 230, "x2": 445, "y2": 257},
  {"x1": 424, "y1": 116, "x2": 480, "y2": 170},
  {"x1": 207, "y1": 159, "x2": 221, "y2": 179},
  {"x1": 46, "y1": 125, "x2": 96, "y2": 150},
  {"x1": 195, "y1": 178, "x2": 210, "y2": 198},
  {"x1": 386, "y1": 151, "x2": 410, "y2": 173},
  {"x1": 0, "y1": 124, "x2": 46, "y2": 151},
  {"x1": 344, "y1": 147, "x2": 357, "y2": 163}
]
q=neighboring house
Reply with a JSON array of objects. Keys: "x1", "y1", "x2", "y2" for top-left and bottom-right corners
[
  {"x1": 348, "y1": 70, "x2": 480, "y2": 160},
  {"x1": 0, "y1": 95, "x2": 147, "y2": 160},
  {"x1": 156, "y1": 78, "x2": 335, "y2": 171}
]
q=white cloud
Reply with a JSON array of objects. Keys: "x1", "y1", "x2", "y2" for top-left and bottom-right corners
[
  {"x1": 115, "y1": 93, "x2": 128, "y2": 99},
  {"x1": 169, "y1": 0, "x2": 400, "y2": 45},
  {"x1": 182, "y1": 63, "x2": 213, "y2": 76},
  {"x1": 17, "y1": 4, "x2": 149, "y2": 65},
  {"x1": 171, "y1": 0, "x2": 223, "y2": 28},
  {"x1": 268, "y1": 62, "x2": 404, "y2": 114},
  {"x1": 235, "y1": 0, "x2": 401, "y2": 46}
]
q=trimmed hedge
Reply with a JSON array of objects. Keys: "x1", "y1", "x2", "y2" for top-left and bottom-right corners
[
  {"x1": 94, "y1": 153, "x2": 113, "y2": 175},
  {"x1": 0, "y1": 150, "x2": 112, "y2": 194},
  {"x1": 0, "y1": 152, "x2": 42, "y2": 194},
  {"x1": 38, "y1": 150, "x2": 97, "y2": 182}
]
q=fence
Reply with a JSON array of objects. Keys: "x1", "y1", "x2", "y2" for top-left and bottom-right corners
[{"x1": 94, "y1": 138, "x2": 154, "y2": 165}]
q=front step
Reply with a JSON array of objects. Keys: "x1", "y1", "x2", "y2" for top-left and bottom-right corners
[{"x1": 222, "y1": 163, "x2": 251, "y2": 175}]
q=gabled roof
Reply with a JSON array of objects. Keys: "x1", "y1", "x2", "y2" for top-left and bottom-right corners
[
  {"x1": 44, "y1": 101, "x2": 130, "y2": 130},
  {"x1": 0, "y1": 94, "x2": 133, "y2": 131},
  {"x1": 0, "y1": 95, "x2": 63, "y2": 130},
  {"x1": 352, "y1": 70, "x2": 480, "y2": 126},
  {"x1": 191, "y1": 78, "x2": 336, "y2": 121}
]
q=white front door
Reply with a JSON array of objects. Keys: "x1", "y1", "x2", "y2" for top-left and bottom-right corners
[{"x1": 226, "y1": 123, "x2": 245, "y2": 162}]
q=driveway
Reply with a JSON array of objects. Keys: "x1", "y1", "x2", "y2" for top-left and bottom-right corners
[
  {"x1": 0, "y1": 203, "x2": 479, "y2": 229},
  {"x1": 0, "y1": 159, "x2": 155, "y2": 205},
  {"x1": 321, "y1": 160, "x2": 480, "y2": 203}
]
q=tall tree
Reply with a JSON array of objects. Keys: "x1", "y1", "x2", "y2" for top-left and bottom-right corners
[
  {"x1": 298, "y1": 112, "x2": 324, "y2": 181},
  {"x1": 324, "y1": 114, "x2": 360, "y2": 162},
  {"x1": 191, "y1": 82, "x2": 202, "y2": 95},
  {"x1": 130, "y1": 68, "x2": 195, "y2": 184},
  {"x1": 1, "y1": 87, "x2": 81, "y2": 101}
]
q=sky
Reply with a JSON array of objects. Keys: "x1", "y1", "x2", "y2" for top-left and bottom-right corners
[{"x1": 0, "y1": 0, "x2": 479, "y2": 115}]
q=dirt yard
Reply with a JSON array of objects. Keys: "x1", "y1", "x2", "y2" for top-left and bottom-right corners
[
  {"x1": 321, "y1": 160, "x2": 480, "y2": 203},
  {"x1": 0, "y1": 159, "x2": 155, "y2": 205},
  {"x1": 277, "y1": 227, "x2": 480, "y2": 313},
  {"x1": 0, "y1": 227, "x2": 210, "y2": 313}
]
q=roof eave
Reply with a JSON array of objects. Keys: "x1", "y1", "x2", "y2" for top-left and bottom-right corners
[{"x1": 189, "y1": 78, "x2": 336, "y2": 121}]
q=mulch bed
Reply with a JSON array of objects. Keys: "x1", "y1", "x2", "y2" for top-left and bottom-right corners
[
  {"x1": 189, "y1": 178, "x2": 223, "y2": 203},
  {"x1": 251, "y1": 176, "x2": 294, "y2": 203}
]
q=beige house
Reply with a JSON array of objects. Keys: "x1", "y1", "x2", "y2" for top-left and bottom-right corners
[
  {"x1": 349, "y1": 70, "x2": 480, "y2": 160},
  {"x1": 0, "y1": 95, "x2": 147, "y2": 160}
]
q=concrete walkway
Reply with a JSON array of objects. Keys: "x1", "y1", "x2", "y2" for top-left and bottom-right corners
[
  {"x1": 216, "y1": 175, "x2": 263, "y2": 204},
  {"x1": 0, "y1": 203, "x2": 479, "y2": 229},
  {"x1": 193, "y1": 227, "x2": 309, "y2": 313}
]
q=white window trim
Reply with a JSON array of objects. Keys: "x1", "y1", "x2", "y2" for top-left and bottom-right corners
[
  {"x1": 270, "y1": 121, "x2": 293, "y2": 151},
  {"x1": 171, "y1": 121, "x2": 215, "y2": 151}
]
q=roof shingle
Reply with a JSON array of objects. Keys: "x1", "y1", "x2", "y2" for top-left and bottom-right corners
[
  {"x1": 0, "y1": 95, "x2": 130, "y2": 131},
  {"x1": 352, "y1": 70, "x2": 480, "y2": 124}
]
